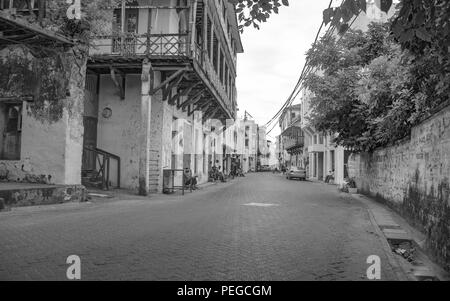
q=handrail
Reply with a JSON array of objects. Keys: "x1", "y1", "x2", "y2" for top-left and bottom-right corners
[
  {"x1": 85, "y1": 146, "x2": 120, "y2": 161},
  {"x1": 83, "y1": 146, "x2": 121, "y2": 190}
]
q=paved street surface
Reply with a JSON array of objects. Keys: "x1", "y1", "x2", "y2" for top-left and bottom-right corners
[{"x1": 0, "y1": 173, "x2": 399, "y2": 280}]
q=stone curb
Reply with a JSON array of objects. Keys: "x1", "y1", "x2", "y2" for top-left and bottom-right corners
[
  {"x1": 347, "y1": 192, "x2": 449, "y2": 281},
  {"x1": 339, "y1": 192, "x2": 412, "y2": 281}
]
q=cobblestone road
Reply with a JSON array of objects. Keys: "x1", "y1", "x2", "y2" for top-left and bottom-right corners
[{"x1": 0, "y1": 173, "x2": 399, "y2": 280}]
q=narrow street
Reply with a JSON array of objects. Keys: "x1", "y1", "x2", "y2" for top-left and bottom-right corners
[{"x1": 0, "y1": 173, "x2": 399, "y2": 281}]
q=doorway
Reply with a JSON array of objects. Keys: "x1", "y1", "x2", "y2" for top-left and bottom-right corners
[
  {"x1": 112, "y1": 2, "x2": 139, "y2": 54},
  {"x1": 0, "y1": 103, "x2": 22, "y2": 160}
]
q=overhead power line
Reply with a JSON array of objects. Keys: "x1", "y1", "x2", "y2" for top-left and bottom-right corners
[
  {"x1": 265, "y1": 0, "x2": 359, "y2": 136},
  {"x1": 262, "y1": 0, "x2": 335, "y2": 130}
]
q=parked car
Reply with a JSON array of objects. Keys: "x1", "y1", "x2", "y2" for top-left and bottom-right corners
[
  {"x1": 286, "y1": 167, "x2": 306, "y2": 181},
  {"x1": 259, "y1": 165, "x2": 271, "y2": 172}
]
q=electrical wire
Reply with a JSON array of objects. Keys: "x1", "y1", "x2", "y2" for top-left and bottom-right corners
[
  {"x1": 262, "y1": 0, "x2": 337, "y2": 129},
  {"x1": 265, "y1": 2, "x2": 360, "y2": 135}
]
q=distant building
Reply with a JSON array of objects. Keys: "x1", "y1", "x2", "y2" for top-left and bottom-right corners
[{"x1": 278, "y1": 104, "x2": 304, "y2": 171}]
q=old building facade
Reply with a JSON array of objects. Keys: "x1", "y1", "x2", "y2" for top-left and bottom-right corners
[
  {"x1": 0, "y1": 0, "x2": 243, "y2": 197},
  {"x1": 278, "y1": 104, "x2": 304, "y2": 171},
  {"x1": 0, "y1": 5, "x2": 86, "y2": 187},
  {"x1": 84, "y1": 0, "x2": 243, "y2": 194}
]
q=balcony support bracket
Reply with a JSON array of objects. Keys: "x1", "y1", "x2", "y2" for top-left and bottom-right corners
[
  {"x1": 110, "y1": 67, "x2": 125, "y2": 100},
  {"x1": 170, "y1": 81, "x2": 200, "y2": 106},
  {"x1": 151, "y1": 68, "x2": 187, "y2": 96},
  {"x1": 162, "y1": 71, "x2": 186, "y2": 101},
  {"x1": 203, "y1": 106, "x2": 220, "y2": 122},
  {"x1": 180, "y1": 89, "x2": 204, "y2": 112}
]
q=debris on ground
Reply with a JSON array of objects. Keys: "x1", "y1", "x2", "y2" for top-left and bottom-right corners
[{"x1": 392, "y1": 241, "x2": 416, "y2": 262}]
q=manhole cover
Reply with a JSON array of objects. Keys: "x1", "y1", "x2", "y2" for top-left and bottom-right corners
[{"x1": 242, "y1": 203, "x2": 279, "y2": 207}]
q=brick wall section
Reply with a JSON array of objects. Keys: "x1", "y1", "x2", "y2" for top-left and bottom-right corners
[{"x1": 348, "y1": 105, "x2": 450, "y2": 270}]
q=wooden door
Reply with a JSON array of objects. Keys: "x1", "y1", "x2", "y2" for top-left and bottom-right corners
[
  {"x1": 2, "y1": 104, "x2": 22, "y2": 160},
  {"x1": 82, "y1": 116, "x2": 98, "y2": 171}
]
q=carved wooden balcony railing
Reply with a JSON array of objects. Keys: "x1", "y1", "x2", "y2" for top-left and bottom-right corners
[
  {"x1": 89, "y1": 33, "x2": 235, "y2": 117},
  {"x1": 284, "y1": 136, "x2": 305, "y2": 150},
  {"x1": 90, "y1": 33, "x2": 189, "y2": 57}
]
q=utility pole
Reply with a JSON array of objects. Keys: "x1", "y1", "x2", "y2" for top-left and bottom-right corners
[{"x1": 244, "y1": 110, "x2": 253, "y2": 122}]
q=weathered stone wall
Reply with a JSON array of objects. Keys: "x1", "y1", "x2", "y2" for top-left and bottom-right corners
[
  {"x1": 0, "y1": 45, "x2": 86, "y2": 185},
  {"x1": 348, "y1": 105, "x2": 450, "y2": 270},
  {"x1": 0, "y1": 184, "x2": 86, "y2": 209}
]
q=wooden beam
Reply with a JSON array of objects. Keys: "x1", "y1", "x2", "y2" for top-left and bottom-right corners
[
  {"x1": 181, "y1": 90, "x2": 204, "y2": 112},
  {"x1": 162, "y1": 70, "x2": 186, "y2": 101},
  {"x1": 189, "y1": 0, "x2": 198, "y2": 55},
  {"x1": 203, "y1": 0, "x2": 208, "y2": 57},
  {"x1": 179, "y1": 89, "x2": 203, "y2": 111},
  {"x1": 202, "y1": 104, "x2": 216, "y2": 118},
  {"x1": 169, "y1": 81, "x2": 200, "y2": 105},
  {"x1": 38, "y1": 0, "x2": 45, "y2": 22},
  {"x1": 203, "y1": 106, "x2": 220, "y2": 122},
  {"x1": 151, "y1": 68, "x2": 187, "y2": 95},
  {"x1": 187, "y1": 96, "x2": 207, "y2": 116},
  {"x1": 194, "y1": 98, "x2": 211, "y2": 112},
  {"x1": 110, "y1": 67, "x2": 125, "y2": 100},
  {"x1": 121, "y1": 0, "x2": 125, "y2": 34}
]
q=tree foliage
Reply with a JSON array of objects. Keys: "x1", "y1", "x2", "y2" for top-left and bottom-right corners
[
  {"x1": 325, "y1": 0, "x2": 450, "y2": 55},
  {"x1": 236, "y1": 0, "x2": 449, "y2": 61},
  {"x1": 9, "y1": 0, "x2": 126, "y2": 41},
  {"x1": 304, "y1": 22, "x2": 449, "y2": 152},
  {"x1": 229, "y1": 0, "x2": 289, "y2": 31}
]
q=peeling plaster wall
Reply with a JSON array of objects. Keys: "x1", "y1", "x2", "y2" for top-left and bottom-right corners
[
  {"x1": 97, "y1": 74, "x2": 142, "y2": 190},
  {"x1": 96, "y1": 71, "x2": 217, "y2": 192},
  {"x1": 348, "y1": 105, "x2": 450, "y2": 270},
  {"x1": 0, "y1": 104, "x2": 66, "y2": 183},
  {"x1": 0, "y1": 46, "x2": 86, "y2": 185}
]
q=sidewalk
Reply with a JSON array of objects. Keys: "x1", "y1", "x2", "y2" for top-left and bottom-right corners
[
  {"x1": 346, "y1": 191, "x2": 449, "y2": 281},
  {"x1": 302, "y1": 177, "x2": 449, "y2": 280}
]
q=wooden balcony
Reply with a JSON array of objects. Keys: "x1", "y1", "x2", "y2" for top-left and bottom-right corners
[
  {"x1": 89, "y1": 33, "x2": 189, "y2": 58},
  {"x1": 88, "y1": 33, "x2": 236, "y2": 119},
  {"x1": 284, "y1": 137, "x2": 305, "y2": 151}
]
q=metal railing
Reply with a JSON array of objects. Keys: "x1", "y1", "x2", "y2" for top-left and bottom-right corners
[{"x1": 82, "y1": 147, "x2": 121, "y2": 190}]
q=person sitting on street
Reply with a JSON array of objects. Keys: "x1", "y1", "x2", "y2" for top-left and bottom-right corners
[
  {"x1": 325, "y1": 170, "x2": 335, "y2": 183},
  {"x1": 217, "y1": 166, "x2": 225, "y2": 182},
  {"x1": 209, "y1": 164, "x2": 218, "y2": 182},
  {"x1": 184, "y1": 168, "x2": 198, "y2": 189},
  {"x1": 237, "y1": 167, "x2": 245, "y2": 177}
]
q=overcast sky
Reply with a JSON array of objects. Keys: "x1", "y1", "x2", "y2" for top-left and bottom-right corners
[{"x1": 236, "y1": 0, "x2": 332, "y2": 138}]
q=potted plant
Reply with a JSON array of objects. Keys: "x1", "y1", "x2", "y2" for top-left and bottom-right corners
[{"x1": 347, "y1": 178, "x2": 358, "y2": 194}]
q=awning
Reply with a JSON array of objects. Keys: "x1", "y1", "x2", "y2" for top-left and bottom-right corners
[{"x1": 0, "y1": 11, "x2": 75, "y2": 55}]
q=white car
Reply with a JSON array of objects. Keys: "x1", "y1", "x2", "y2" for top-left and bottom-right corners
[{"x1": 286, "y1": 167, "x2": 306, "y2": 181}]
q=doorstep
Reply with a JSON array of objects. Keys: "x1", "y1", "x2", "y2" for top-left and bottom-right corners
[{"x1": 0, "y1": 182, "x2": 86, "y2": 211}]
